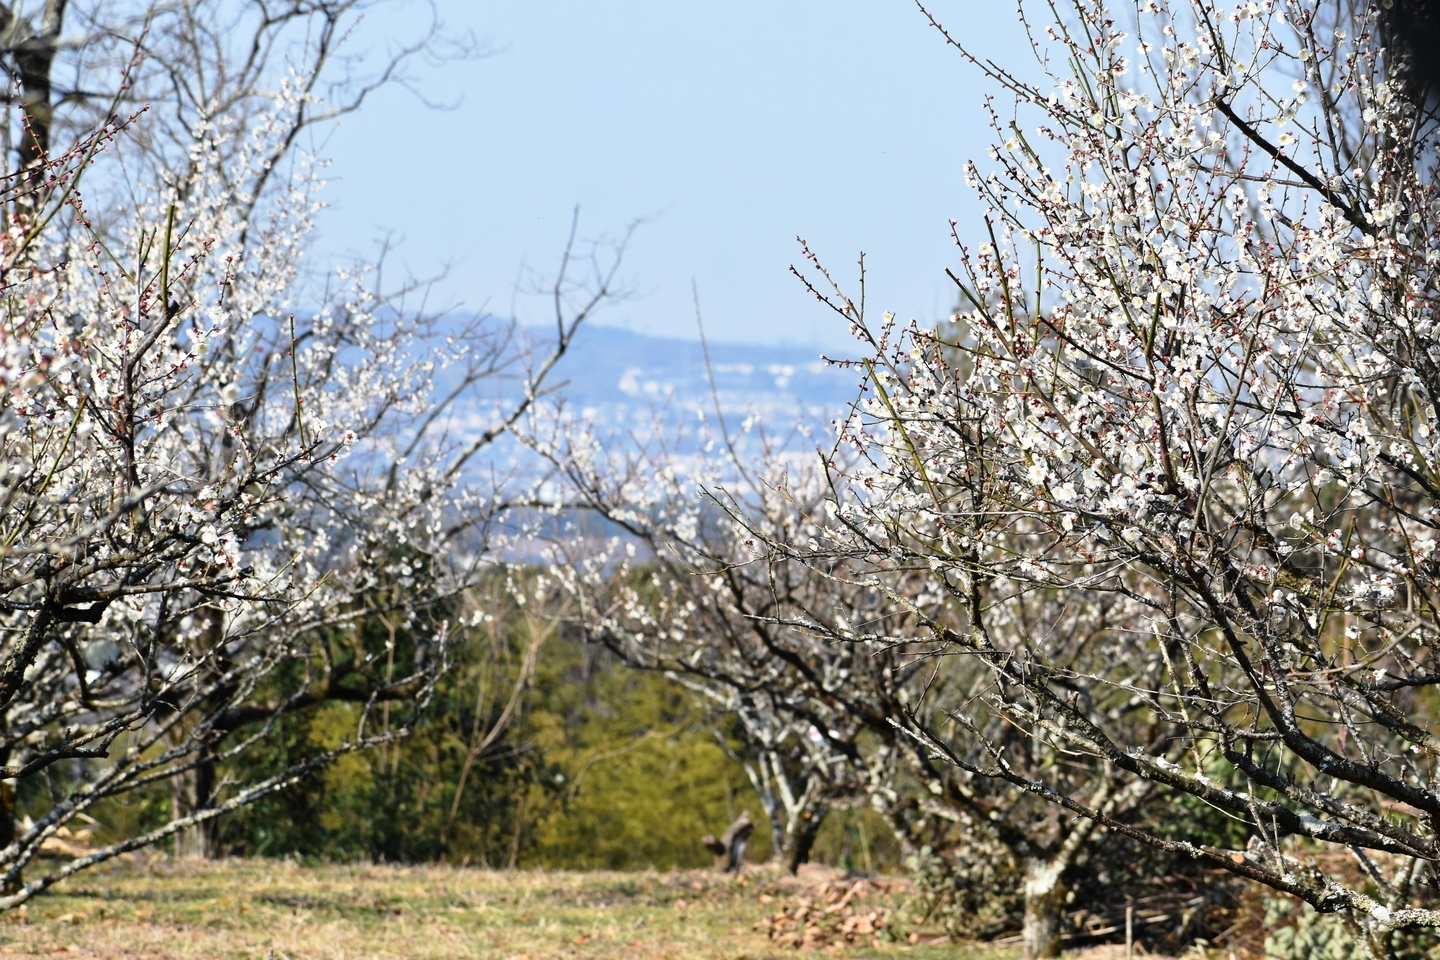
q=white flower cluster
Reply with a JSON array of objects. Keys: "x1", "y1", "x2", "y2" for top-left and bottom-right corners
[
  {"x1": 773, "y1": 0, "x2": 1440, "y2": 933},
  {"x1": 0, "y1": 42, "x2": 556, "y2": 900}
]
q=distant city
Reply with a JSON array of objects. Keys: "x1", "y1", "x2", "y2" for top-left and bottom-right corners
[
  {"x1": 545, "y1": 323, "x2": 863, "y2": 433},
  {"x1": 433, "y1": 321, "x2": 865, "y2": 481}
]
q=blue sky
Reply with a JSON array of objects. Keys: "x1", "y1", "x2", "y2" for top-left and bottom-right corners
[{"x1": 311, "y1": 2, "x2": 1030, "y2": 348}]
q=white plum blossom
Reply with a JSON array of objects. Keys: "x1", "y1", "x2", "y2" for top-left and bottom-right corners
[
  {"x1": 0, "y1": 2, "x2": 593, "y2": 906},
  {"x1": 768, "y1": 0, "x2": 1440, "y2": 948}
]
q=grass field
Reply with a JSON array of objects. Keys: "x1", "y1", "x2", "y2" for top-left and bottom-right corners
[{"x1": 0, "y1": 858, "x2": 1011, "y2": 959}]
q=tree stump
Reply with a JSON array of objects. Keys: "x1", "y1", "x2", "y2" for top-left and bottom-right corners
[{"x1": 703, "y1": 811, "x2": 755, "y2": 872}]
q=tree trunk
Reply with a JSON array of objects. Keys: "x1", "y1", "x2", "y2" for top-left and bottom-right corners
[
  {"x1": 12, "y1": 0, "x2": 68, "y2": 206},
  {"x1": 1022, "y1": 856, "x2": 1068, "y2": 960},
  {"x1": 0, "y1": 776, "x2": 17, "y2": 894},
  {"x1": 172, "y1": 750, "x2": 216, "y2": 859},
  {"x1": 1356, "y1": 916, "x2": 1396, "y2": 960},
  {"x1": 768, "y1": 808, "x2": 785, "y2": 864},
  {"x1": 782, "y1": 807, "x2": 826, "y2": 875},
  {"x1": 0, "y1": 725, "x2": 19, "y2": 893}
]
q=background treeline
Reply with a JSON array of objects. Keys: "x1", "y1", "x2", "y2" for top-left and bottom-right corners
[{"x1": 66, "y1": 569, "x2": 893, "y2": 873}]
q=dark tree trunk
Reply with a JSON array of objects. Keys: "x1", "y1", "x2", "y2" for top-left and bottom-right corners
[
  {"x1": 12, "y1": 0, "x2": 68, "y2": 203},
  {"x1": 783, "y1": 807, "x2": 826, "y2": 875},
  {"x1": 15, "y1": 41, "x2": 54, "y2": 173},
  {"x1": 172, "y1": 749, "x2": 216, "y2": 859},
  {"x1": 0, "y1": 773, "x2": 16, "y2": 894}
]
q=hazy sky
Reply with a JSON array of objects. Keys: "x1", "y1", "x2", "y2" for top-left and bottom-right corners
[{"x1": 310, "y1": 2, "x2": 1030, "y2": 348}]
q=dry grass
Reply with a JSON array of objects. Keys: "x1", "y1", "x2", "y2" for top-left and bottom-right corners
[{"x1": 0, "y1": 857, "x2": 1017, "y2": 959}]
